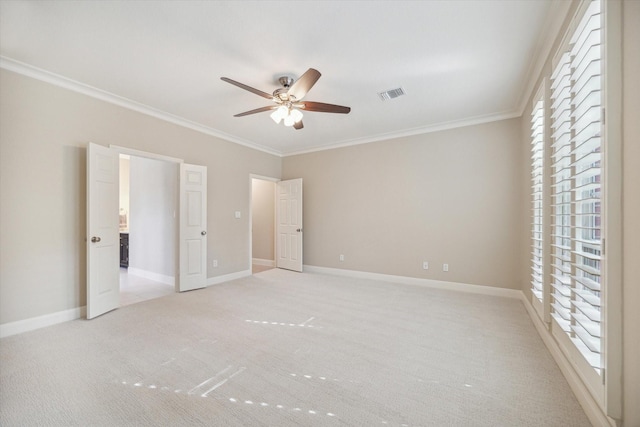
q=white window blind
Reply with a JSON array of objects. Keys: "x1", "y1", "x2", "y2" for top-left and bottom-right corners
[
  {"x1": 550, "y1": 0, "x2": 603, "y2": 372},
  {"x1": 531, "y1": 91, "x2": 544, "y2": 302}
]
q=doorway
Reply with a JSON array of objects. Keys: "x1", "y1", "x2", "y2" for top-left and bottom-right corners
[
  {"x1": 118, "y1": 153, "x2": 177, "y2": 305},
  {"x1": 249, "y1": 175, "x2": 304, "y2": 273},
  {"x1": 87, "y1": 143, "x2": 208, "y2": 319},
  {"x1": 250, "y1": 176, "x2": 277, "y2": 274}
]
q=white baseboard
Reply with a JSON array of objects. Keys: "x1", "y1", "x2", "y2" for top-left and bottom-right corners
[
  {"x1": 127, "y1": 267, "x2": 174, "y2": 286},
  {"x1": 207, "y1": 269, "x2": 252, "y2": 287},
  {"x1": 520, "y1": 294, "x2": 615, "y2": 427},
  {"x1": 303, "y1": 265, "x2": 522, "y2": 299},
  {"x1": 0, "y1": 306, "x2": 86, "y2": 338},
  {"x1": 252, "y1": 258, "x2": 275, "y2": 267},
  {"x1": 0, "y1": 269, "x2": 252, "y2": 338}
]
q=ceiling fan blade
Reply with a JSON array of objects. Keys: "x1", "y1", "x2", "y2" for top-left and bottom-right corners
[
  {"x1": 233, "y1": 105, "x2": 277, "y2": 117},
  {"x1": 221, "y1": 77, "x2": 273, "y2": 100},
  {"x1": 287, "y1": 68, "x2": 321, "y2": 101},
  {"x1": 297, "y1": 101, "x2": 351, "y2": 114},
  {"x1": 293, "y1": 120, "x2": 304, "y2": 130}
]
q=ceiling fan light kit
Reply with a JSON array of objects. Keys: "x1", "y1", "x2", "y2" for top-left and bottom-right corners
[
  {"x1": 221, "y1": 68, "x2": 351, "y2": 131},
  {"x1": 270, "y1": 105, "x2": 303, "y2": 126}
]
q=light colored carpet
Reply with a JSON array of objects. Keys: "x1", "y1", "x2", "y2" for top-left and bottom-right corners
[{"x1": 0, "y1": 269, "x2": 591, "y2": 426}]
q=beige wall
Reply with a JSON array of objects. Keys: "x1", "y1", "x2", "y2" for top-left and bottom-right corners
[
  {"x1": 251, "y1": 179, "x2": 275, "y2": 262},
  {"x1": 621, "y1": 1, "x2": 640, "y2": 424},
  {"x1": 283, "y1": 118, "x2": 522, "y2": 290},
  {"x1": 0, "y1": 69, "x2": 281, "y2": 324}
]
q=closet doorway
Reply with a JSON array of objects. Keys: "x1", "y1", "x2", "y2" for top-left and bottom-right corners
[{"x1": 250, "y1": 176, "x2": 277, "y2": 274}]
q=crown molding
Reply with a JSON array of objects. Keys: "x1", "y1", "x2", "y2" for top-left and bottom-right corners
[
  {"x1": 282, "y1": 109, "x2": 521, "y2": 157},
  {"x1": 1, "y1": 54, "x2": 539, "y2": 159},
  {"x1": 0, "y1": 56, "x2": 282, "y2": 157}
]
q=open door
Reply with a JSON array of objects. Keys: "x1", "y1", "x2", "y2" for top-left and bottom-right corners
[
  {"x1": 179, "y1": 163, "x2": 207, "y2": 291},
  {"x1": 87, "y1": 143, "x2": 120, "y2": 319},
  {"x1": 276, "y1": 178, "x2": 303, "y2": 272}
]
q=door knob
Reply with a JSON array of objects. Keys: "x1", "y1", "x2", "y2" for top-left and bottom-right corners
[
  {"x1": 91, "y1": 236, "x2": 101, "y2": 243},
  {"x1": 296, "y1": 228, "x2": 302, "y2": 232},
  {"x1": 201, "y1": 231, "x2": 207, "y2": 236}
]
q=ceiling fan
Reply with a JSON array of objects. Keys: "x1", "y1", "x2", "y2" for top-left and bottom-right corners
[{"x1": 220, "y1": 68, "x2": 350, "y2": 130}]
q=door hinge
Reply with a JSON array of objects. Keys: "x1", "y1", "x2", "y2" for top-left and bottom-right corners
[
  {"x1": 602, "y1": 107, "x2": 606, "y2": 125},
  {"x1": 602, "y1": 238, "x2": 605, "y2": 255},
  {"x1": 602, "y1": 367, "x2": 606, "y2": 384}
]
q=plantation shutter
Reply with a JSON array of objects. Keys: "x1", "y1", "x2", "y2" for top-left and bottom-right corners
[
  {"x1": 550, "y1": 49, "x2": 573, "y2": 332},
  {"x1": 530, "y1": 92, "x2": 544, "y2": 303},
  {"x1": 550, "y1": 0, "x2": 603, "y2": 372}
]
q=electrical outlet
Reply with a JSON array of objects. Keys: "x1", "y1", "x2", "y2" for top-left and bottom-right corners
[
  {"x1": 423, "y1": 261, "x2": 429, "y2": 270},
  {"x1": 339, "y1": 254, "x2": 345, "y2": 262},
  {"x1": 213, "y1": 259, "x2": 218, "y2": 268},
  {"x1": 443, "y1": 263, "x2": 449, "y2": 272}
]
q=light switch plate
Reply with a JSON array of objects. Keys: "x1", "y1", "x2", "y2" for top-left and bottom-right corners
[{"x1": 234, "y1": 211, "x2": 241, "y2": 219}]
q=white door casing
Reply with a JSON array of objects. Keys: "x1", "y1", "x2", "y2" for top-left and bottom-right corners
[
  {"x1": 276, "y1": 178, "x2": 303, "y2": 272},
  {"x1": 87, "y1": 143, "x2": 120, "y2": 319},
  {"x1": 179, "y1": 163, "x2": 207, "y2": 291}
]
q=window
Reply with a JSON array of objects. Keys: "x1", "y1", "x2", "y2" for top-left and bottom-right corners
[
  {"x1": 530, "y1": 87, "x2": 545, "y2": 304},
  {"x1": 550, "y1": 0, "x2": 602, "y2": 373}
]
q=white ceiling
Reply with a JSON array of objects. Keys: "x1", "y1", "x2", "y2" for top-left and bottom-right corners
[{"x1": 0, "y1": 1, "x2": 567, "y2": 156}]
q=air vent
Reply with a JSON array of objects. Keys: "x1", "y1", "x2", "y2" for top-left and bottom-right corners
[{"x1": 378, "y1": 87, "x2": 406, "y2": 101}]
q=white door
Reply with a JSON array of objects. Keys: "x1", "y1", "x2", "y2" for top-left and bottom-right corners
[
  {"x1": 179, "y1": 163, "x2": 207, "y2": 292},
  {"x1": 277, "y1": 178, "x2": 303, "y2": 272},
  {"x1": 87, "y1": 143, "x2": 120, "y2": 319}
]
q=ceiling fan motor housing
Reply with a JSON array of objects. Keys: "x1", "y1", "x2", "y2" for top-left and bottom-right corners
[
  {"x1": 274, "y1": 76, "x2": 296, "y2": 101},
  {"x1": 278, "y1": 76, "x2": 295, "y2": 88}
]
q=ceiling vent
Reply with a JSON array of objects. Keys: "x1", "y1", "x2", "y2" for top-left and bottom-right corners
[{"x1": 378, "y1": 87, "x2": 406, "y2": 101}]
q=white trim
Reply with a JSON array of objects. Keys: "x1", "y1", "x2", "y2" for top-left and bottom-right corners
[
  {"x1": 250, "y1": 174, "x2": 280, "y2": 183},
  {"x1": 111, "y1": 145, "x2": 183, "y2": 163},
  {"x1": 521, "y1": 294, "x2": 617, "y2": 427},
  {"x1": 252, "y1": 258, "x2": 275, "y2": 267},
  {"x1": 127, "y1": 267, "x2": 175, "y2": 286},
  {"x1": 0, "y1": 306, "x2": 86, "y2": 338},
  {"x1": 601, "y1": 0, "x2": 623, "y2": 419},
  {"x1": 282, "y1": 110, "x2": 520, "y2": 157},
  {"x1": 0, "y1": 56, "x2": 280, "y2": 157},
  {"x1": 207, "y1": 269, "x2": 252, "y2": 287},
  {"x1": 303, "y1": 265, "x2": 521, "y2": 299}
]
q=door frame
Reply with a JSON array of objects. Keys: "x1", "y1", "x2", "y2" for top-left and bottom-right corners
[
  {"x1": 110, "y1": 145, "x2": 183, "y2": 292},
  {"x1": 249, "y1": 174, "x2": 279, "y2": 273}
]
